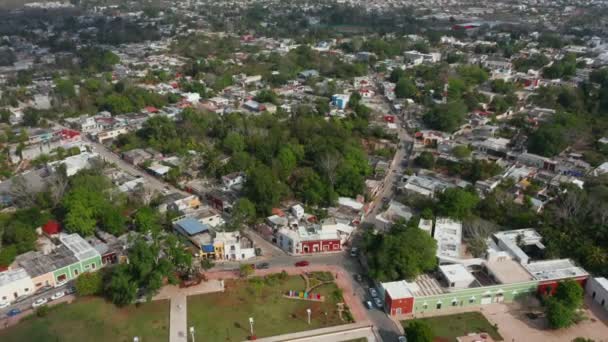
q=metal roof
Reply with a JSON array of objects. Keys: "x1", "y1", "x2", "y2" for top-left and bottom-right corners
[{"x1": 175, "y1": 218, "x2": 209, "y2": 236}]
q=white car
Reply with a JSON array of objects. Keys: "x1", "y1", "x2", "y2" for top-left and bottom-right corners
[
  {"x1": 32, "y1": 298, "x2": 48, "y2": 308},
  {"x1": 0, "y1": 301, "x2": 9, "y2": 309},
  {"x1": 51, "y1": 291, "x2": 65, "y2": 300}
]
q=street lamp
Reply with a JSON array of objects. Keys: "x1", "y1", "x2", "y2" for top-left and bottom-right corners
[
  {"x1": 306, "y1": 308, "x2": 312, "y2": 325},
  {"x1": 189, "y1": 326, "x2": 195, "y2": 342},
  {"x1": 249, "y1": 317, "x2": 255, "y2": 338}
]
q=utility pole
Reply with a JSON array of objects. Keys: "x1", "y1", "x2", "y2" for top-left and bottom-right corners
[
  {"x1": 306, "y1": 308, "x2": 312, "y2": 325},
  {"x1": 189, "y1": 327, "x2": 195, "y2": 342}
]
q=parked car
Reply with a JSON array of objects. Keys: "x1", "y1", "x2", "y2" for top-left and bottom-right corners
[
  {"x1": 6, "y1": 308, "x2": 21, "y2": 317},
  {"x1": 0, "y1": 301, "x2": 9, "y2": 309},
  {"x1": 256, "y1": 262, "x2": 269, "y2": 269},
  {"x1": 350, "y1": 247, "x2": 358, "y2": 257},
  {"x1": 294, "y1": 260, "x2": 309, "y2": 267},
  {"x1": 365, "y1": 300, "x2": 374, "y2": 309},
  {"x1": 374, "y1": 297, "x2": 383, "y2": 308},
  {"x1": 32, "y1": 298, "x2": 48, "y2": 308},
  {"x1": 398, "y1": 336, "x2": 407, "y2": 342},
  {"x1": 354, "y1": 274, "x2": 363, "y2": 282},
  {"x1": 51, "y1": 291, "x2": 65, "y2": 300},
  {"x1": 369, "y1": 288, "x2": 378, "y2": 298},
  {"x1": 65, "y1": 286, "x2": 76, "y2": 295}
]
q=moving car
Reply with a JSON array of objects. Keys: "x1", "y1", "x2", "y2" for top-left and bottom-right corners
[
  {"x1": 6, "y1": 308, "x2": 21, "y2": 317},
  {"x1": 32, "y1": 298, "x2": 48, "y2": 308},
  {"x1": 369, "y1": 288, "x2": 378, "y2": 298},
  {"x1": 294, "y1": 260, "x2": 309, "y2": 267},
  {"x1": 374, "y1": 297, "x2": 383, "y2": 308},
  {"x1": 256, "y1": 262, "x2": 270, "y2": 269},
  {"x1": 51, "y1": 291, "x2": 65, "y2": 300}
]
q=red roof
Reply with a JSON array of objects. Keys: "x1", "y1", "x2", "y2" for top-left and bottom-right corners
[
  {"x1": 43, "y1": 220, "x2": 61, "y2": 235},
  {"x1": 145, "y1": 106, "x2": 159, "y2": 113},
  {"x1": 271, "y1": 208, "x2": 286, "y2": 217},
  {"x1": 60, "y1": 129, "x2": 80, "y2": 139}
]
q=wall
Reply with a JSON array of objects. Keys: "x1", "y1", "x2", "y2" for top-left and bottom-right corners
[
  {"x1": 412, "y1": 281, "x2": 538, "y2": 314},
  {"x1": 301, "y1": 239, "x2": 341, "y2": 254},
  {"x1": 31, "y1": 272, "x2": 56, "y2": 291},
  {"x1": 586, "y1": 278, "x2": 608, "y2": 310},
  {"x1": 386, "y1": 293, "x2": 414, "y2": 315},
  {"x1": 0, "y1": 276, "x2": 35, "y2": 304}
]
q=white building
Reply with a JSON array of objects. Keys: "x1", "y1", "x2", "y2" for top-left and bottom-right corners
[
  {"x1": 439, "y1": 264, "x2": 477, "y2": 289},
  {"x1": 0, "y1": 268, "x2": 35, "y2": 305},
  {"x1": 433, "y1": 218, "x2": 463, "y2": 262},
  {"x1": 586, "y1": 277, "x2": 608, "y2": 311},
  {"x1": 215, "y1": 231, "x2": 255, "y2": 260}
]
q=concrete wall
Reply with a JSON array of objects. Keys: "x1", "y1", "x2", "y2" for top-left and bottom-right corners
[
  {"x1": 586, "y1": 278, "x2": 608, "y2": 311},
  {"x1": 412, "y1": 281, "x2": 538, "y2": 314}
]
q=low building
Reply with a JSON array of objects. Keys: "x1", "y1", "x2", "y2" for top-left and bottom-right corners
[
  {"x1": 222, "y1": 172, "x2": 246, "y2": 189},
  {"x1": 215, "y1": 231, "x2": 256, "y2": 261},
  {"x1": 381, "y1": 280, "x2": 414, "y2": 316},
  {"x1": 331, "y1": 94, "x2": 350, "y2": 110},
  {"x1": 434, "y1": 218, "x2": 463, "y2": 262},
  {"x1": 122, "y1": 148, "x2": 153, "y2": 165},
  {"x1": 0, "y1": 268, "x2": 35, "y2": 305},
  {"x1": 586, "y1": 277, "x2": 608, "y2": 311}
]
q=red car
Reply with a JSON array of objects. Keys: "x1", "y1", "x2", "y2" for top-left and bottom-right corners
[{"x1": 294, "y1": 260, "x2": 309, "y2": 267}]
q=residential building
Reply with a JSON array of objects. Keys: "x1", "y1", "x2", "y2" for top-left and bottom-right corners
[
  {"x1": 222, "y1": 172, "x2": 246, "y2": 189},
  {"x1": 0, "y1": 268, "x2": 35, "y2": 305},
  {"x1": 215, "y1": 231, "x2": 256, "y2": 261}
]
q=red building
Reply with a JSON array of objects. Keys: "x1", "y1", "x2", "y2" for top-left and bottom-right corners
[
  {"x1": 382, "y1": 281, "x2": 414, "y2": 315},
  {"x1": 42, "y1": 220, "x2": 61, "y2": 235},
  {"x1": 537, "y1": 276, "x2": 588, "y2": 296},
  {"x1": 300, "y1": 239, "x2": 341, "y2": 253}
]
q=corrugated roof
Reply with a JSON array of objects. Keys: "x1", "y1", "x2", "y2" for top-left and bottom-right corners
[{"x1": 175, "y1": 218, "x2": 209, "y2": 236}]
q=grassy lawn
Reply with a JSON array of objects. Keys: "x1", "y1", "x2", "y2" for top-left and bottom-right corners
[
  {"x1": 402, "y1": 312, "x2": 503, "y2": 342},
  {"x1": 0, "y1": 297, "x2": 169, "y2": 342},
  {"x1": 188, "y1": 272, "x2": 349, "y2": 341}
]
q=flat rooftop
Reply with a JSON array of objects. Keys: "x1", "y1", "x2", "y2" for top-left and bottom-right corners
[
  {"x1": 524, "y1": 259, "x2": 588, "y2": 281},
  {"x1": 15, "y1": 246, "x2": 79, "y2": 277},
  {"x1": 485, "y1": 259, "x2": 534, "y2": 284},
  {"x1": 382, "y1": 280, "x2": 413, "y2": 299},
  {"x1": 0, "y1": 268, "x2": 30, "y2": 286},
  {"x1": 439, "y1": 264, "x2": 476, "y2": 285},
  {"x1": 59, "y1": 233, "x2": 100, "y2": 261},
  {"x1": 434, "y1": 218, "x2": 462, "y2": 259}
]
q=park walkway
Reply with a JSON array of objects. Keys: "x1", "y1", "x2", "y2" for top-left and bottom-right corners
[{"x1": 251, "y1": 321, "x2": 380, "y2": 342}]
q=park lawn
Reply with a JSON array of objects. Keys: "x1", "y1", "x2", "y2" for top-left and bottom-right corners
[
  {"x1": 188, "y1": 273, "x2": 348, "y2": 341},
  {"x1": 402, "y1": 312, "x2": 503, "y2": 342},
  {"x1": 0, "y1": 297, "x2": 169, "y2": 342}
]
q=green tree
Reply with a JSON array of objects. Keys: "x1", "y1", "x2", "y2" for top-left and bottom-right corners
[
  {"x1": 75, "y1": 271, "x2": 103, "y2": 296},
  {"x1": 555, "y1": 280, "x2": 584, "y2": 310},
  {"x1": 395, "y1": 78, "x2": 416, "y2": 99},
  {"x1": 546, "y1": 297, "x2": 575, "y2": 329},
  {"x1": 423, "y1": 100, "x2": 467, "y2": 132},
  {"x1": 405, "y1": 320, "x2": 434, "y2": 342},
  {"x1": 222, "y1": 132, "x2": 245, "y2": 154},
  {"x1": 246, "y1": 164, "x2": 285, "y2": 214},
  {"x1": 105, "y1": 264, "x2": 138, "y2": 306},
  {"x1": 276, "y1": 146, "x2": 297, "y2": 180},
  {"x1": 231, "y1": 198, "x2": 257, "y2": 227},
  {"x1": 239, "y1": 264, "x2": 254, "y2": 278},
  {"x1": 365, "y1": 221, "x2": 438, "y2": 281},
  {"x1": 415, "y1": 151, "x2": 435, "y2": 169},
  {"x1": 133, "y1": 207, "x2": 161, "y2": 235},
  {"x1": 437, "y1": 188, "x2": 480, "y2": 220},
  {"x1": 452, "y1": 145, "x2": 471, "y2": 159},
  {"x1": 99, "y1": 205, "x2": 126, "y2": 236},
  {"x1": 0, "y1": 245, "x2": 17, "y2": 267},
  {"x1": 64, "y1": 201, "x2": 96, "y2": 236}
]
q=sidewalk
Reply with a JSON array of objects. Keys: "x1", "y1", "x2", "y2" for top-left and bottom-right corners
[
  {"x1": 251, "y1": 321, "x2": 379, "y2": 342},
  {"x1": 169, "y1": 294, "x2": 187, "y2": 342}
]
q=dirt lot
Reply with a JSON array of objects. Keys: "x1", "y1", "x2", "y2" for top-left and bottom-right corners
[{"x1": 481, "y1": 297, "x2": 608, "y2": 342}]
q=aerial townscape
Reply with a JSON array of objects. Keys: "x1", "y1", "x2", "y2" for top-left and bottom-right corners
[{"x1": 0, "y1": 0, "x2": 608, "y2": 341}]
